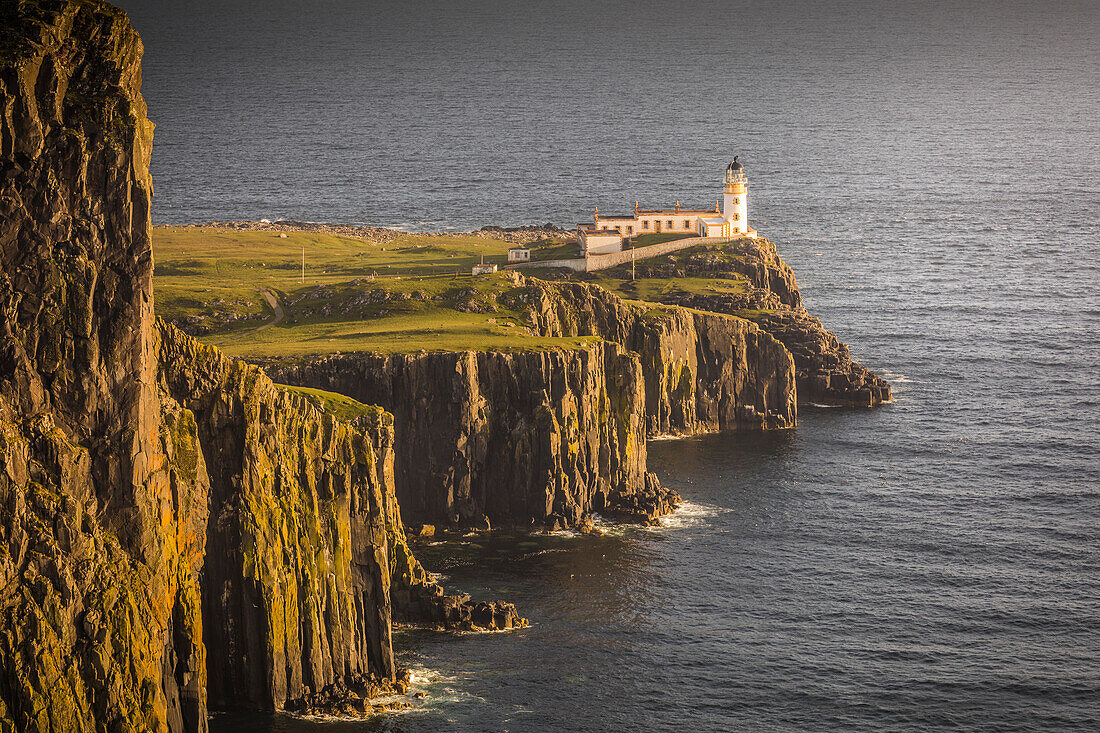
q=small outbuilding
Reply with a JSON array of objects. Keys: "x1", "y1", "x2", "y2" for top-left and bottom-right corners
[
  {"x1": 577, "y1": 227, "x2": 624, "y2": 256},
  {"x1": 472, "y1": 262, "x2": 498, "y2": 275},
  {"x1": 507, "y1": 247, "x2": 531, "y2": 263}
]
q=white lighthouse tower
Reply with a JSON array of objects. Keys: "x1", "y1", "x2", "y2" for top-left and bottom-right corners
[
  {"x1": 698, "y1": 157, "x2": 757, "y2": 239},
  {"x1": 723, "y1": 156, "x2": 748, "y2": 233}
]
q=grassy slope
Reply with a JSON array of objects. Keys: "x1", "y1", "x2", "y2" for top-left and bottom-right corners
[
  {"x1": 153, "y1": 227, "x2": 766, "y2": 359},
  {"x1": 153, "y1": 227, "x2": 596, "y2": 357},
  {"x1": 575, "y1": 240, "x2": 771, "y2": 318},
  {"x1": 276, "y1": 384, "x2": 385, "y2": 421}
]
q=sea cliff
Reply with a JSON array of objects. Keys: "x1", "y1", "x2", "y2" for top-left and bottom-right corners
[
  {"x1": 265, "y1": 279, "x2": 795, "y2": 528},
  {"x1": 0, "y1": 4, "x2": 518, "y2": 730},
  {"x1": 625, "y1": 238, "x2": 891, "y2": 406}
]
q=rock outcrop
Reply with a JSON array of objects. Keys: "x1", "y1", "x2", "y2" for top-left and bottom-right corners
[
  {"x1": 156, "y1": 324, "x2": 400, "y2": 713},
  {"x1": 265, "y1": 279, "x2": 794, "y2": 529},
  {"x1": 0, "y1": 4, "x2": 520, "y2": 731},
  {"x1": 631, "y1": 238, "x2": 891, "y2": 406},
  {"x1": 516, "y1": 280, "x2": 798, "y2": 435}
]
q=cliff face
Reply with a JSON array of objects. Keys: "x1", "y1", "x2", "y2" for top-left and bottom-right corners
[
  {"x1": 266, "y1": 279, "x2": 794, "y2": 529},
  {"x1": 267, "y1": 343, "x2": 672, "y2": 529},
  {"x1": 0, "y1": 4, "x2": 519, "y2": 730},
  {"x1": 517, "y1": 280, "x2": 797, "y2": 435},
  {"x1": 635, "y1": 239, "x2": 891, "y2": 406},
  {"x1": 0, "y1": 4, "x2": 203, "y2": 730},
  {"x1": 156, "y1": 324, "x2": 398, "y2": 713}
]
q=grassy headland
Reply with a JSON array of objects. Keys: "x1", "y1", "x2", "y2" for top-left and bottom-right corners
[
  {"x1": 153, "y1": 226, "x2": 595, "y2": 357},
  {"x1": 153, "y1": 226, "x2": 773, "y2": 359}
]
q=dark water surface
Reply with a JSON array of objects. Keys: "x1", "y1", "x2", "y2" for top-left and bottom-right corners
[{"x1": 119, "y1": 0, "x2": 1099, "y2": 729}]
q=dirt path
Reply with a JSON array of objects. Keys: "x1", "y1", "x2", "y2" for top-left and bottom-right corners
[{"x1": 210, "y1": 288, "x2": 284, "y2": 345}]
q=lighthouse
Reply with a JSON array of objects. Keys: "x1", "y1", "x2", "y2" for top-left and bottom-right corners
[
  {"x1": 723, "y1": 156, "x2": 748, "y2": 232},
  {"x1": 576, "y1": 158, "x2": 758, "y2": 254},
  {"x1": 696, "y1": 157, "x2": 757, "y2": 238}
]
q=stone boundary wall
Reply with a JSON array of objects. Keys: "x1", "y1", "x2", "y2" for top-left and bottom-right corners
[{"x1": 508, "y1": 236, "x2": 735, "y2": 273}]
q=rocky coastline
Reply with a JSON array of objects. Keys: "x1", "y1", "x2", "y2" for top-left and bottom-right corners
[
  {"x1": 0, "y1": 1, "x2": 887, "y2": 730},
  {"x1": 262, "y1": 277, "x2": 794, "y2": 530},
  {"x1": 0, "y1": 4, "x2": 519, "y2": 729},
  {"x1": 602, "y1": 238, "x2": 892, "y2": 406}
]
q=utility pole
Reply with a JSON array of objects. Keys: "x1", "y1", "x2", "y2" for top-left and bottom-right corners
[{"x1": 300, "y1": 246, "x2": 305, "y2": 284}]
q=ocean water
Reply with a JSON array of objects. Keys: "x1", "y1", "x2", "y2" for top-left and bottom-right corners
[{"x1": 119, "y1": 0, "x2": 1099, "y2": 729}]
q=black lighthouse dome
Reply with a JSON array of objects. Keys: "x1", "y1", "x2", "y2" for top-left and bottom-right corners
[{"x1": 727, "y1": 156, "x2": 744, "y2": 173}]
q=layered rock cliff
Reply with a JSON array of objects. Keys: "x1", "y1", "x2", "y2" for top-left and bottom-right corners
[
  {"x1": 156, "y1": 322, "x2": 523, "y2": 714},
  {"x1": 265, "y1": 279, "x2": 794, "y2": 529},
  {"x1": 266, "y1": 343, "x2": 669, "y2": 529},
  {"x1": 0, "y1": 4, "x2": 519, "y2": 730},
  {"x1": 0, "y1": 4, "x2": 200, "y2": 730},
  {"x1": 628, "y1": 238, "x2": 891, "y2": 406}
]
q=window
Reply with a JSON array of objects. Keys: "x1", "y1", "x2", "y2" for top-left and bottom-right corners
[
  {"x1": 734, "y1": 197, "x2": 739, "y2": 204},
  {"x1": 733, "y1": 213, "x2": 740, "y2": 221},
  {"x1": 643, "y1": 220, "x2": 649, "y2": 229},
  {"x1": 667, "y1": 220, "x2": 673, "y2": 228},
  {"x1": 627, "y1": 226, "x2": 633, "y2": 234},
  {"x1": 733, "y1": 227, "x2": 740, "y2": 233},
  {"x1": 616, "y1": 226, "x2": 621, "y2": 232},
  {"x1": 684, "y1": 220, "x2": 691, "y2": 229}
]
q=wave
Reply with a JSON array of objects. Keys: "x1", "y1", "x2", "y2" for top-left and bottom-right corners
[
  {"x1": 880, "y1": 370, "x2": 914, "y2": 383},
  {"x1": 651, "y1": 500, "x2": 722, "y2": 531}
]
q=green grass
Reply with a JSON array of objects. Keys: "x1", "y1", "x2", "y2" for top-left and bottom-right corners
[
  {"x1": 152, "y1": 227, "x2": 767, "y2": 357},
  {"x1": 588, "y1": 274, "x2": 748, "y2": 303},
  {"x1": 277, "y1": 384, "x2": 383, "y2": 422},
  {"x1": 154, "y1": 227, "x2": 601, "y2": 357},
  {"x1": 220, "y1": 311, "x2": 599, "y2": 358},
  {"x1": 574, "y1": 238, "x2": 765, "y2": 306},
  {"x1": 528, "y1": 239, "x2": 580, "y2": 261}
]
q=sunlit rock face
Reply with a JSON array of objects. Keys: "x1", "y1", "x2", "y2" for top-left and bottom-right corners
[
  {"x1": 0, "y1": 2, "x2": 207, "y2": 730},
  {"x1": 266, "y1": 278, "x2": 796, "y2": 530},
  {"x1": 1, "y1": 3, "x2": 512, "y2": 729}
]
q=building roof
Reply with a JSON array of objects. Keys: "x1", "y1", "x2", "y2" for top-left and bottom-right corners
[{"x1": 594, "y1": 208, "x2": 713, "y2": 222}]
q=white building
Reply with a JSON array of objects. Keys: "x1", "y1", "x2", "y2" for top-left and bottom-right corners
[
  {"x1": 507, "y1": 247, "x2": 531, "y2": 263},
  {"x1": 578, "y1": 228, "x2": 626, "y2": 256},
  {"x1": 576, "y1": 159, "x2": 758, "y2": 254},
  {"x1": 472, "y1": 262, "x2": 498, "y2": 275}
]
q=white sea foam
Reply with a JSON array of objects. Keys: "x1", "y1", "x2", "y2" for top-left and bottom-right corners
[{"x1": 652, "y1": 500, "x2": 721, "y2": 530}]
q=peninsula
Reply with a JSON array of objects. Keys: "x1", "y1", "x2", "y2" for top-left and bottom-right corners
[{"x1": 0, "y1": 1, "x2": 889, "y2": 730}]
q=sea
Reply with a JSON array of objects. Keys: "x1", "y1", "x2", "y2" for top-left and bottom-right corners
[{"x1": 118, "y1": 1, "x2": 1099, "y2": 730}]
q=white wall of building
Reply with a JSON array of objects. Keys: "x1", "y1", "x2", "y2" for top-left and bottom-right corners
[
  {"x1": 723, "y1": 190, "x2": 748, "y2": 231},
  {"x1": 580, "y1": 231, "x2": 624, "y2": 255},
  {"x1": 596, "y1": 213, "x2": 707, "y2": 236}
]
